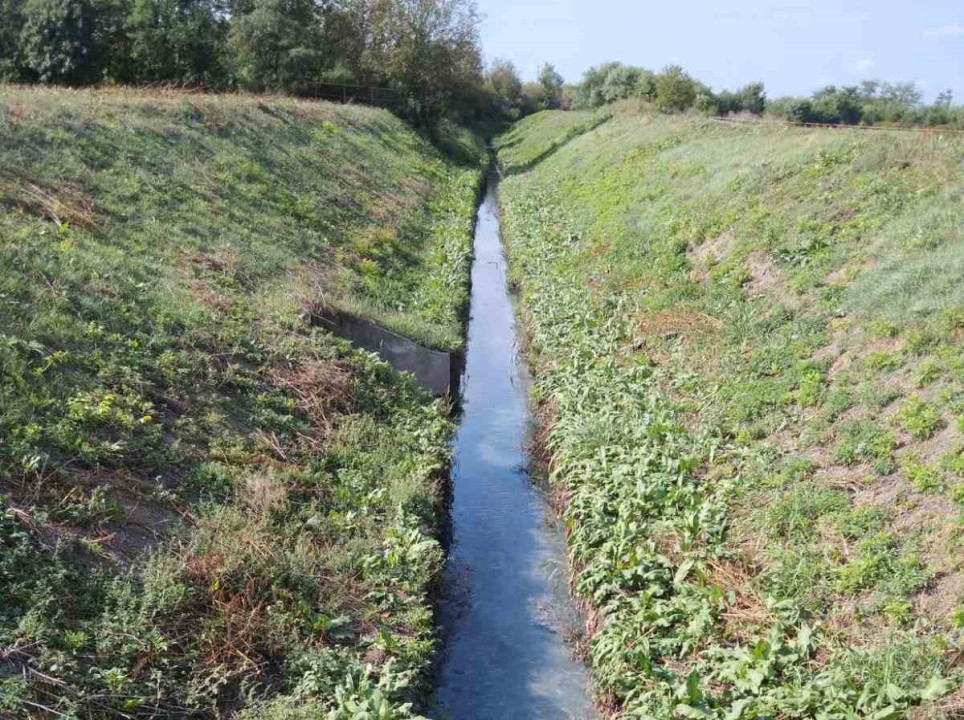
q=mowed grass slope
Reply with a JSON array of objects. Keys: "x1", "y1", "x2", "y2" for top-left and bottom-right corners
[
  {"x1": 494, "y1": 107, "x2": 611, "y2": 175},
  {"x1": 497, "y1": 109, "x2": 964, "y2": 718},
  {"x1": 0, "y1": 87, "x2": 483, "y2": 718}
]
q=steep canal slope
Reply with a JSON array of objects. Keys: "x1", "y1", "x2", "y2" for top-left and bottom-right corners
[
  {"x1": 0, "y1": 86, "x2": 483, "y2": 717},
  {"x1": 496, "y1": 109, "x2": 964, "y2": 718},
  {"x1": 433, "y1": 168, "x2": 595, "y2": 719}
]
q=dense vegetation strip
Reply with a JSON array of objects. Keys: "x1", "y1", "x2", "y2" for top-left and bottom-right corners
[
  {"x1": 0, "y1": 0, "x2": 571, "y2": 127},
  {"x1": 568, "y1": 63, "x2": 962, "y2": 130},
  {"x1": 498, "y1": 109, "x2": 964, "y2": 718},
  {"x1": 0, "y1": 0, "x2": 486, "y2": 121},
  {"x1": 0, "y1": 87, "x2": 484, "y2": 718}
]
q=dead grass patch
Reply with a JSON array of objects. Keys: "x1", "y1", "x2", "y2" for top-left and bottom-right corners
[
  {"x1": 637, "y1": 310, "x2": 723, "y2": 339},
  {"x1": 707, "y1": 553, "x2": 774, "y2": 644},
  {"x1": 0, "y1": 169, "x2": 100, "y2": 229},
  {"x1": 907, "y1": 683, "x2": 964, "y2": 719},
  {"x1": 242, "y1": 473, "x2": 290, "y2": 518},
  {"x1": 269, "y1": 357, "x2": 352, "y2": 444}
]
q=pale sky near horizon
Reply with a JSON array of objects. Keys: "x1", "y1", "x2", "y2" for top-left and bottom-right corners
[{"x1": 479, "y1": 0, "x2": 963, "y2": 102}]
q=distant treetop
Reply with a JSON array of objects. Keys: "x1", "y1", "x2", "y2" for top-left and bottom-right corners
[{"x1": 568, "y1": 60, "x2": 961, "y2": 129}]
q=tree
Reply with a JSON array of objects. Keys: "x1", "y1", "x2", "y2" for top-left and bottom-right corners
[
  {"x1": 229, "y1": 0, "x2": 323, "y2": 91},
  {"x1": 373, "y1": 0, "x2": 483, "y2": 121},
  {"x1": 708, "y1": 82, "x2": 765, "y2": 116},
  {"x1": 601, "y1": 64, "x2": 641, "y2": 104},
  {"x1": 737, "y1": 81, "x2": 766, "y2": 114},
  {"x1": 789, "y1": 99, "x2": 820, "y2": 123},
  {"x1": 536, "y1": 62, "x2": 563, "y2": 109},
  {"x1": 520, "y1": 81, "x2": 540, "y2": 114},
  {"x1": 574, "y1": 61, "x2": 621, "y2": 108},
  {"x1": 880, "y1": 81, "x2": 922, "y2": 107},
  {"x1": 485, "y1": 57, "x2": 522, "y2": 113},
  {"x1": 835, "y1": 86, "x2": 863, "y2": 124},
  {"x1": 0, "y1": 0, "x2": 26, "y2": 78},
  {"x1": 573, "y1": 62, "x2": 656, "y2": 109},
  {"x1": 124, "y1": 0, "x2": 227, "y2": 85},
  {"x1": 653, "y1": 64, "x2": 696, "y2": 112},
  {"x1": 694, "y1": 89, "x2": 718, "y2": 115},
  {"x1": 18, "y1": 0, "x2": 108, "y2": 84},
  {"x1": 859, "y1": 79, "x2": 880, "y2": 99},
  {"x1": 0, "y1": 0, "x2": 489, "y2": 121}
]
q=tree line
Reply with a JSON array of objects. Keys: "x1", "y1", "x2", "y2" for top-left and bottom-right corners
[
  {"x1": 566, "y1": 61, "x2": 962, "y2": 129},
  {"x1": 2, "y1": 5, "x2": 958, "y2": 131},
  {"x1": 0, "y1": 0, "x2": 494, "y2": 122}
]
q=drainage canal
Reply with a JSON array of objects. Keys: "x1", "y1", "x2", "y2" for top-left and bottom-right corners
[{"x1": 432, "y1": 166, "x2": 595, "y2": 719}]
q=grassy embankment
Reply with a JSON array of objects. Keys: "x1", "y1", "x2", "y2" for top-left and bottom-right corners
[
  {"x1": 496, "y1": 108, "x2": 964, "y2": 718},
  {"x1": 0, "y1": 86, "x2": 484, "y2": 718},
  {"x1": 495, "y1": 108, "x2": 612, "y2": 174}
]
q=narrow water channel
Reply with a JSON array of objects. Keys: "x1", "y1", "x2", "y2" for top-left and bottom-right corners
[{"x1": 432, "y1": 167, "x2": 595, "y2": 719}]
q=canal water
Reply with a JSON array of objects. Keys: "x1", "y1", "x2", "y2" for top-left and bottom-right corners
[{"x1": 431, "y1": 167, "x2": 595, "y2": 719}]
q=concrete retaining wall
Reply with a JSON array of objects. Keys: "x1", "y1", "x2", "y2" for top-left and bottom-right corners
[{"x1": 317, "y1": 310, "x2": 454, "y2": 396}]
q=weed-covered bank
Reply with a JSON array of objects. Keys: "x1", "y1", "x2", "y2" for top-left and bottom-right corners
[
  {"x1": 497, "y1": 111, "x2": 964, "y2": 718},
  {"x1": 0, "y1": 87, "x2": 484, "y2": 718}
]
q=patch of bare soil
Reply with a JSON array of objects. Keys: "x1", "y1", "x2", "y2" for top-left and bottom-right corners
[
  {"x1": 812, "y1": 319, "x2": 861, "y2": 380},
  {"x1": 107, "y1": 492, "x2": 185, "y2": 563},
  {"x1": 4, "y1": 469, "x2": 186, "y2": 568},
  {"x1": 907, "y1": 681, "x2": 964, "y2": 719},
  {"x1": 687, "y1": 230, "x2": 737, "y2": 283},
  {"x1": 744, "y1": 251, "x2": 799, "y2": 309}
]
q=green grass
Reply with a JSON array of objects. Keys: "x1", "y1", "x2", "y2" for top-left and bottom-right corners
[
  {"x1": 895, "y1": 396, "x2": 944, "y2": 440},
  {"x1": 0, "y1": 86, "x2": 484, "y2": 718},
  {"x1": 832, "y1": 420, "x2": 897, "y2": 473},
  {"x1": 493, "y1": 107, "x2": 611, "y2": 174},
  {"x1": 497, "y1": 110, "x2": 964, "y2": 718}
]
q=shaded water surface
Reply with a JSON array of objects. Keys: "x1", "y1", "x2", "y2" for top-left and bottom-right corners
[{"x1": 432, "y1": 168, "x2": 595, "y2": 719}]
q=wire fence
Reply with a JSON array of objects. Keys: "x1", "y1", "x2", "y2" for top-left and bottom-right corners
[
  {"x1": 710, "y1": 115, "x2": 964, "y2": 136},
  {"x1": 296, "y1": 82, "x2": 405, "y2": 108}
]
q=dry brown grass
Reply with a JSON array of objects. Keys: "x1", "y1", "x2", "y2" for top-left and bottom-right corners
[
  {"x1": 1, "y1": 83, "x2": 360, "y2": 119},
  {"x1": 908, "y1": 684, "x2": 964, "y2": 719},
  {"x1": 636, "y1": 310, "x2": 723, "y2": 339},
  {"x1": 0, "y1": 168, "x2": 100, "y2": 229},
  {"x1": 707, "y1": 554, "x2": 775, "y2": 643},
  {"x1": 242, "y1": 474, "x2": 290, "y2": 518},
  {"x1": 269, "y1": 357, "x2": 352, "y2": 446}
]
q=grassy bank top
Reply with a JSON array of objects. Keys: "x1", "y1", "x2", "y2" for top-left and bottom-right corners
[
  {"x1": 0, "y1": 87, "x2": 482, "y2": 718},
  {"x1": 497, "y1": 109, "x2": 964, "y2": 717}
]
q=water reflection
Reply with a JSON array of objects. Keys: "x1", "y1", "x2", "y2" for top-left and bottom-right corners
[{"x1": 432, "y1": 168, "x2": 595, "y2": 720}]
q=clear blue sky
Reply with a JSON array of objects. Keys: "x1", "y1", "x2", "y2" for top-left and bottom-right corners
[{"x1": 479, "y1": 0, "x2": 963, "y2": 102}]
